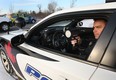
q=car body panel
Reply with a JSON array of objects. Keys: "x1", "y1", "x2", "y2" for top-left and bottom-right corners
[
  {"x1": 90, "y1": 68, "x2": 116, "y2": 80},
  {"x1": 17, "y1": 43, "x2": 97, "y2": 80},
  {"x1": 0, "y1": 29, "x2": 27, "y2": 41},
  {"x1": 0, "y1": 17, "x2": 11, "y2": 22}
]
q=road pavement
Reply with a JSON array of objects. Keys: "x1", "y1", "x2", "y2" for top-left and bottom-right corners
[{"x1": 0, "y1": 58, "x2": 15, "y2": 80}]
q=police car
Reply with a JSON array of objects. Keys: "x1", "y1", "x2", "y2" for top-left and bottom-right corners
[{"x1": 0, "y1": 2, "x2": 116, "y2": 80}]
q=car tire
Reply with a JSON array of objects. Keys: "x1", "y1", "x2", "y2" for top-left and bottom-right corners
[
  {"x1": 31, "y1": 19, "x2": 36, "y2": 24},
  {"x1": 1, "y1": 23, "x2": 9, "y2": 31},
  {"x1": 0, "y1": 49, "x2": 24, "y2": 80},
  {"x1": 0, "y1": 49, "x2": 13, "y2": 75},
  {"x1": 15, "y1": 17, "x2": 26, "y2": 28}
]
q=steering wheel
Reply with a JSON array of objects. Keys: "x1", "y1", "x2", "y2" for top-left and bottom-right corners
[{"x1": 52, "y1": 31, "x2": 68, "y2": 52}]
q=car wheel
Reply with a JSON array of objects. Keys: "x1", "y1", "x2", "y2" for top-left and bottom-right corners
[
  {"x1": 0, "y1": 49, "x2": 24, "y2": 80},
  {"x1": 0, "y1": 49, "x2": 13, "y2": 74},
  {"x1": 1, "y1": 23, "x2": 9, "y2": 31},
  {"x1": 31, "y1": 19, "x2": 36, "y2": 24},
  {"x1": 15, "y1": 17, "x2": 26, "y2": 28}
]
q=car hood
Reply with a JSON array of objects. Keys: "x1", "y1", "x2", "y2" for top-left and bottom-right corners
[{"x1": 0, "y1": 29, "x2": 27, "y2": 41}]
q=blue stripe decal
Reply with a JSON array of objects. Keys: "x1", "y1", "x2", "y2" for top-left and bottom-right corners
[{"x1": 25, "y1": 64, "x2": 51, "y2": 80}]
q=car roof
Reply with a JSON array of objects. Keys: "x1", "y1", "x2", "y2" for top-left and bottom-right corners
[
  {"x1": 30, "y1": 2, "x2": 116, "y2": 30},
  {"x1": 48, "y1": 2, "x2": 116, "y2": 18},
  {"x1": 56, "y1": 2, "x2": 116, "y2": 14}
]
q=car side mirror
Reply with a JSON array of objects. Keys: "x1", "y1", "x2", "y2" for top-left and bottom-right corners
[{"x1": 11, "y1": 34, "x2": 25, "y2": 46}]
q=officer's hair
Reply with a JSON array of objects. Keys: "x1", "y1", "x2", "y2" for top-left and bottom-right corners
[{"x1": 94, "y1": 18, "x2": 107, "y2": 23}]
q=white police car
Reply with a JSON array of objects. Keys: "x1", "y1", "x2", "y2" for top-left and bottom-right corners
[{"x1": 0, "y1": 2, "x2": 116, "y2": 80}]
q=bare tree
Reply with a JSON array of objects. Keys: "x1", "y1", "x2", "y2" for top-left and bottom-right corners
[
  {"x1": 57, "y1": 7, "x2": 63, "y2": 11},
  {"x1": 37, "y1": 4, "x2": 42, "y2": 13},
  {"x1": 70, "y1": 0, "x2": 77, "y2": 8},
  {"x1": 9, "y1": 3, "x2": 14, "y2": 14},
  {"x1": 48, "y1": 1, "x2": 57, "y2": 13}
]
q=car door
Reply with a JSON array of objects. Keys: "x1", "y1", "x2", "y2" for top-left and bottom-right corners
[
  {"x1": 16, "y1": 16, "x2": 99, "y2": 80},
  {"x1": 90, "y1": 12, "x2": 116, "y2": 80},
  {"x1": 16, "y1": 11, "x2": 113, "y2": 80}
]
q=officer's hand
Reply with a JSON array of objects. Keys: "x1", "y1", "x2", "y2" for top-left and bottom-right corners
[{"x1": 71, "y1": 36, "x2": 81, "y2": 47}]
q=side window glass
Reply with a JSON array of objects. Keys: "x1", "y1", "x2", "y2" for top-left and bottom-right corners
[{"x1": 101, "y1": 30, "x2": 116, "y2": 68}]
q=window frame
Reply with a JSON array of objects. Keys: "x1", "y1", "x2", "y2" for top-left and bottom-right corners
[
  {"x1": 25, "y1": 9, "x2": 116, "y2": 64},
  {"x1": 100, "y1": 26, "x2": 116, "y2": 70}
]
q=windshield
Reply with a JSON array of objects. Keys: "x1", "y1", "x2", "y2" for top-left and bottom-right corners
[{"x1": 48, "y1": 20, "x2": 72, "y2": 27}]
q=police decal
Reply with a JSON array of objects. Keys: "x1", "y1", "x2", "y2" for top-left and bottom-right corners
[{"x1": 25, "y1": 64, "x2": 51, "y2": 80}]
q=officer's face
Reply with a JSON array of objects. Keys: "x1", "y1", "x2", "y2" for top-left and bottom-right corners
[{"x1": 93, "y1": 20, "x2": 106, "y2": 39}]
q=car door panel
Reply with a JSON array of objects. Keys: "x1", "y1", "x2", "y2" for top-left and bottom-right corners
[
  {"x1": 90, "y1": 68, "x2": 116, "y2": 80},
  {"x1": 17, "y1": 43, "x2": 97, "y2": 80}
]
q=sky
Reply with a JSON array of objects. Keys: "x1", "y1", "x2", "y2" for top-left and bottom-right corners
[{"x1": 0, "y1": 0, "x2": 105, "y2": 15}]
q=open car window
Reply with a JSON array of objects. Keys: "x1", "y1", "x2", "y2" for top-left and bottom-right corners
[
  {"x1": 27, "y1": 13, "x2": 109, "y2": 62},
  {"x1": 27, "y1": 18, "x2": 95, "y2": 60}
]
